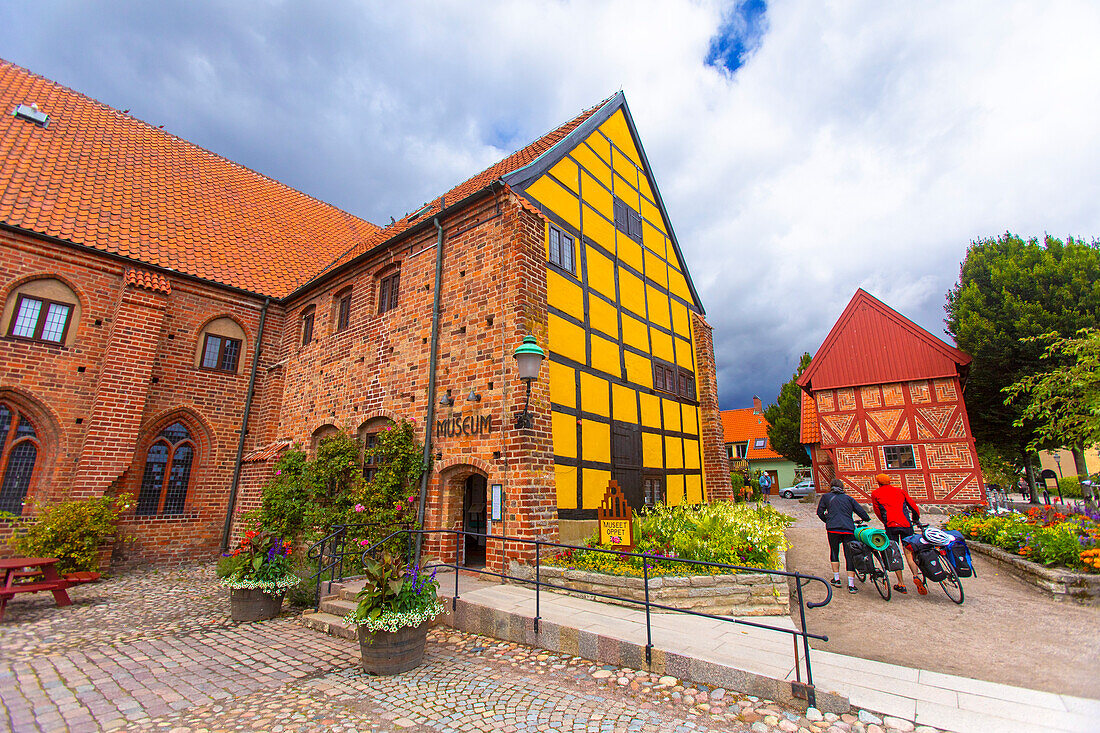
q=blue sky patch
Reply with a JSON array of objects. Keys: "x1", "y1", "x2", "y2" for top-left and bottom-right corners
[{"x1": 706, "y1": 0, "x2": 768, "y2": 74}]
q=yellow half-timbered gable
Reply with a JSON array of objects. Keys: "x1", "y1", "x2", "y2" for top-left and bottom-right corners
[{"x1": 505, "y1": 94, "x2": 708, "y2": 525}]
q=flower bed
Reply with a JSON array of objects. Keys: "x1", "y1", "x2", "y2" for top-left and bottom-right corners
[
  {"x1": 944, "y1": 506, "x2": 1099, "y2": 572},
  {"x1": 543, "y1": 502, "x2": 793, "y2": 578}
]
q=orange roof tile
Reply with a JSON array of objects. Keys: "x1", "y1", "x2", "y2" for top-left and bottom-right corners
[
  {"x1": 719, "y1": 408, "x2": 783, "y2": 460},
  {"x1": 124, "y1": 268, "x2": 172, "y2": 295},
  {"x1": 0, "y1": 59, "x2": 380, "y2": 298},
  {"x1": 799, "y1": 391, "x2": 820, "y2": 444},
  {"x1": 308, "y1": 95, "x2": 615, "y2": 285},
  {"x1": 242, "y1": 440, "x2": 292, "y2": 463}
]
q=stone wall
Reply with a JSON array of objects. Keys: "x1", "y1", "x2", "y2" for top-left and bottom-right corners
[
  {"x1": 967, "y1": 540, "x2": 1100, "y2": 604},
  {"x1": 510, "y1": 556, "x2": 789, "y2": 617}
]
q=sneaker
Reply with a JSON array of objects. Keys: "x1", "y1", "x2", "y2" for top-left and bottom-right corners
[
  {"x1": 913, "y1": 577, "x2": 927, "y2": 595},
  {"x1": 848, "y1": 585, "x2": 858, "y2": 594},
  {"x1": 830, "y1": 578, "x2": 842, "y2": 588},
  {"x1": 893, "y1": 584, "x2": 908, "y2": 594}
]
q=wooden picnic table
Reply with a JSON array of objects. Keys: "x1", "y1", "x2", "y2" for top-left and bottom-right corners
[{"x1": 0, "y1": 557, "x2": 73, "y2": 621}]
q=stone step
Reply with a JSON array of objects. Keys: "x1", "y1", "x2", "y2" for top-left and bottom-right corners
[
  {"x1": 335, "y1": 581, "x2": 365, "y2": 602},
  {"x1": 319, "y1": 595, "x2": 357, "y2": 617},
  {"x1": 300, "y1": 611, "x2": 358, "y2": 640}
]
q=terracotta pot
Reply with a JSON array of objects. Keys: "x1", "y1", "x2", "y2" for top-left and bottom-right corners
[
  {"x1": 229, "y1": 588, "x2": 284, "y2": 621},
  {"x1": 358, "y1": 621, "x2": 430, "y2": 675}
]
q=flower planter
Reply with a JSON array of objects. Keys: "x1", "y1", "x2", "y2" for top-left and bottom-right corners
[
  {"x1": 229, "y1": 588, "x2": 285, "y2": 621},
  {"x1": 358, "y1": 621, "x2": 430, "y2": 675}
]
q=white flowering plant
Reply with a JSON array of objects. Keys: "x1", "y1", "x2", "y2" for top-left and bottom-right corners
[
  {"x1": 218, "y1": 528, "x2": 301, "y2": 594},
  {"x1": 344, "y1": 549, "x2": 443, "y2": 633}
]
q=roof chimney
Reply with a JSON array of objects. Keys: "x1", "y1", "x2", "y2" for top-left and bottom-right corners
[{"x1": 753, "y1": 396, "x2": 763, "y2": 414}]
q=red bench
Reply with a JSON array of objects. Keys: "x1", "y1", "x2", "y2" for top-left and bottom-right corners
[{"x1": 0, "y1": 558, "x2": 100, "y2": 621}]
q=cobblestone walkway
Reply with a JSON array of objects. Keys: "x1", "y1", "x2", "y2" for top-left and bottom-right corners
[{"x1": 0, "y1": 565, "x2": 906, "y2": 733}]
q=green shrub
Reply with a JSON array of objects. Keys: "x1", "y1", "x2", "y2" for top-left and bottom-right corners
[
  {"x1": 7, "y1": 494, "x2": 131, "y2": 574},
  {"x1": 946, "y1": 506, "x2": 1099, "y2": 571}
]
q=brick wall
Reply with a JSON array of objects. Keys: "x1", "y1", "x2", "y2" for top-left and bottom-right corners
[
  {"x1": 0, "y1": 228, "x2": 274, "y2": 565},
  {"x1": 691, "y1": 313, "x2": 732, "y2": 501}
]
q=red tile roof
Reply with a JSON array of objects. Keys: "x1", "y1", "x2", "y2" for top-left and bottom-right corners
[
  {"x1": 799, "y1": 391, "x2": 820, "y2": 444},
  {"x1": 309, "y1": 95, "x2": 615, "y2": 283},
  {"x1": 719, "y1": 408, "x2": 783, "y2": 460},
  {"x1": 124, "y1": 268, "x2": 172, "y2": 295},
  {"x1": 242, "y1": 440, "x2": 292, "y2": 463},
  {"x1": 797, "y1": 289, "x2": 971, "y2": 392},
  {"x1": 0, "y1": 59, "x2": 380, "y2": 298}
]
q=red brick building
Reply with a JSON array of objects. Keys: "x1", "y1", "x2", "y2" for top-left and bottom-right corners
[
  {"x1": 797, "y1": 289, "x2": 985, "y2": 506},
  {"x1": 0, "y1": 60, "x2": 727, "y2": 569}
]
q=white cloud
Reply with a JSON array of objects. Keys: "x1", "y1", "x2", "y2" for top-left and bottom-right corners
[{"x1": 2, "y1": 0, "x2": 1099, "y2": 407}]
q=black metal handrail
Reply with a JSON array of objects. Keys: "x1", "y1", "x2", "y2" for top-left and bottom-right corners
[
  {"x1": 349, "y1": 527, "x2": 832, "y2": 705},
  {"x1": 305, "y1": 521, "x2": 410, "y2": 609}
]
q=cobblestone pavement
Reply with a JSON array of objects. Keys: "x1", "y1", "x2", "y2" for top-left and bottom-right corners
[{"x1": 0, "y1": 565, "x2": 920, "y2": 733}]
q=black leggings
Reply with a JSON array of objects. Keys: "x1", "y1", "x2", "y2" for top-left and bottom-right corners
[{"x1": 827, "y1": 531, "x2": 856, "y2": 568}]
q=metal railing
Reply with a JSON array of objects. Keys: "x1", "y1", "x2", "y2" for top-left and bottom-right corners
[
  {"x1": 305, "y1": 522, "x2": 410, "y2": 609},
  {"x1": 335, "y1": 527, "x2": 833, "y2": 706}
]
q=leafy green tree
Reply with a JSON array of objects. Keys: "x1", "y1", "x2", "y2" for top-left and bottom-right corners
[
  {"x1": 1004, "y1": 328, "x2": 1100, "y2": 466},
  {"x1": 945, "y1": 234, "x2": 1100, "y2": 498},
  {"x1": 764, "y1": 352, "x2": 813, "y2": 467}
]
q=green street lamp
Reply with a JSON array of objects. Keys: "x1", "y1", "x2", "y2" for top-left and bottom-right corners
[{"x1": 513, "y1": 335, "x2": 545, "y2": 429}]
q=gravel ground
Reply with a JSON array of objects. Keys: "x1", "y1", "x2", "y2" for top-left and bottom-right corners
[
  {"x1": 777, "y1": 496, "x2": 1100, "y2": 699},
  {"x1": 0, "y1": 562, "x2": 928, "y2": 733}
]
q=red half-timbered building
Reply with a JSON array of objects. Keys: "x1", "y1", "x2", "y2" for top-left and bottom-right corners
[{"x1": 797, "y1": 289, "x2": 985, "y2": 506}]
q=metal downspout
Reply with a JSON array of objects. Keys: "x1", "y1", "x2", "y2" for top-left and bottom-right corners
[
  {"x1": 221, "y1": 296, "x2": 270, "y2": 551},
  {"x1": 414, "y1": 208, "x2": 446, "y2": 565}
]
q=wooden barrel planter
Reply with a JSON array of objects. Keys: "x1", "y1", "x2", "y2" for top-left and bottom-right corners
[
  {"x1": 358, "y1": 621, "x2": 430, "y2": 675},
  {"x1": 229, "y1": 588, "x2": 285, "y2": 621}
]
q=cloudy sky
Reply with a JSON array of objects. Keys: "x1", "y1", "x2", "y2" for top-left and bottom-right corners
[{"x1": 3, "y1": 1, "x2": 1099, "y2": 409}]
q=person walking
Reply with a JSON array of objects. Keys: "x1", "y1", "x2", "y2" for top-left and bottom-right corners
[
  {"x1": 759, "y1": 472, "x2": 772, "y2": 503},
  {"x1": 870, "y1": 473, "x2": 924, "y2": 595},
  {"x1": 816, "y1": 478, "x2": 870, "y2": 593}
]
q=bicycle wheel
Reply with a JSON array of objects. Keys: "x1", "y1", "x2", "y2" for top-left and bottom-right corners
[
  {"x1": 939, "y1": 559, "x2": 964, "y2": 605},
  {"x1": 870, "y1": 550, "x2": 891, "y2": 601}
]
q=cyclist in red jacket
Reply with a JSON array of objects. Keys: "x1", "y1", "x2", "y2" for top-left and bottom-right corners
[{"x1": 871, "y1": 473, "x2": 925, "y2": 594}]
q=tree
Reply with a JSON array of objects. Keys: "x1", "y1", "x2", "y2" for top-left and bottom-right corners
[
  {"x1": 945, "y1": 234, "x2": 1100, "y2": 499},
  {"x1": 1003, "y1": 328, "x2": 1100, "y2": 465},
  {"x1": 764, "y1": 352, "x2": 813, "y2": 467}
]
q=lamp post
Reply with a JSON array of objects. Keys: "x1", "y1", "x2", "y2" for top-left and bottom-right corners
[{"x1": 513, "y1": 335, "x2": 545, "y2": 429}]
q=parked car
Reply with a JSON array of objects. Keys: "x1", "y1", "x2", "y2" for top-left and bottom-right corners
[{"x1": 780, "y1": 479, "x2": 814, "y2": 499}]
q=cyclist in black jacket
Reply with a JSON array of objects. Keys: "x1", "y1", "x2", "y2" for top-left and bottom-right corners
[{"x1": 817, "y1": 479, "x2": 870, "y2": 593}]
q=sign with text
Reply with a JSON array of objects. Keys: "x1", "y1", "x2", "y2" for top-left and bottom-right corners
[
  {"x1": 436, "y1": 414, "x2": 493, "y2": 438},
  {"x1": 597, "y1": 480, "x2": 633, "y2": 549}
]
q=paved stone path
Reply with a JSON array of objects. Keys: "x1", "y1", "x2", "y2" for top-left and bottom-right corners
[{"x1": 0, "y1": 563, "x2": 879, "y2": 733}]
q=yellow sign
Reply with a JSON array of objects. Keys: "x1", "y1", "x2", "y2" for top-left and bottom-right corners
[{"x1": 600, "y1": 519, "x2": 632, "y2": 547}]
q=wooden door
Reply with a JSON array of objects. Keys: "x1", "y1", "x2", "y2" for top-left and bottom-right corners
[{"x1": 611, "y1": 421, "x2": 643, "y2": 509}]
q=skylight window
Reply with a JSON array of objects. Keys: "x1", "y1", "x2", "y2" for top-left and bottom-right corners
[{"x1": 13, "y1": 104, "x2": 49, "y2": 127}]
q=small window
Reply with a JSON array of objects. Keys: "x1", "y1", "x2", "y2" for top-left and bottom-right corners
[
  {"x1": 677, "y1": 369, "x2": 695, "y2": 400},
  {"x1": 7, "y1": 295, "x2": 73, "y2": 344},
  {"x1": 378, "y1": 271, "x2": 400, "y2": 314},
  {"x1": 200, "y1": 334, "x2": 241, "y2": 372},
  {"x1": 754, "y1": 437, "x2": 767, "y2": 449},
  {"x1": 653, "y1": 360, "x2": 676, "y2": 395},
  {"x1": 301, "y1": 307, "x2": 315, "y2": 346},
  {"x1": 548, "y1": 225, "x2": 576, "y2": 274},
  {"x1": 336, "y1": 290, "x2": 352, "y2": 332},
  {"x1": 643, "y1": 474, "x2": 665, "y2": 507},
  {"x1": 883, "y1": 445, "x2": 916, "y2": 470},
  {"x1": 613, "y1": 196, "x2": 643, "y2": 244}
]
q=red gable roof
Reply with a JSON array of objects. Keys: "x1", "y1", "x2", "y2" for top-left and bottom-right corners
[
  {"x1": 0, "y1": 59, "x2": 380, "y2": 298},
  {"x1": 720, "y1": 408, "x2": 783, "y2": 460},
  {"x1": 797, "y1": 289, "x2": 971, "y2": 392}
]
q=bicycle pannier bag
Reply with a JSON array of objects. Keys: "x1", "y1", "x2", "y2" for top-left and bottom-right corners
[
  {"x1": 915, "y1": 546, "x2": 948, "y2": 581},
  {"x1": 847, "y1": 540, "x2": 874, "y2": 573},
  {"x1": 883, "y1": 542, "x2": 904, "y2": 572},
  {"x1": 944, "y1": 530, "x2": 973, "y2": 577}
]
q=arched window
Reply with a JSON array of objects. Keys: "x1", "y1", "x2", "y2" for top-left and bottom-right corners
[
  {"x1": 3, "y1": 277, "x2": 81, "y2": 347},
  {"x1": 0, "y1": 402, "x2": 40, "y2": 515},
  {"x1": 136, "y1": 422, "x2": 196, "y2": 516}
]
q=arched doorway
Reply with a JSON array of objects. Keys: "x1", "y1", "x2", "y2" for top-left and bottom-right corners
[{"x1": 463, "y1": 474, "x2": 487, "y2": 568}]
